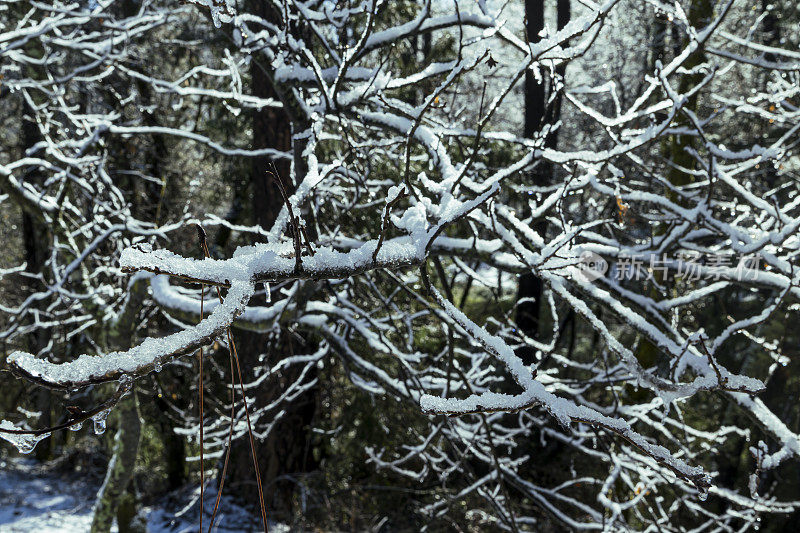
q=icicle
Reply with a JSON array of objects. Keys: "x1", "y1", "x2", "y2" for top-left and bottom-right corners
[
  {"x1": 0, "y1": 421, "x2": 51, "y2": 454},
  {"x1": 153, "y1": 359, "x2": 162, "y2": 373},
  {"x1": 92, "y1": 409, "x2": 111, "y2": 435},
  {"x1": 68, "y1": 421, "x2": 83, "y2": 432}
]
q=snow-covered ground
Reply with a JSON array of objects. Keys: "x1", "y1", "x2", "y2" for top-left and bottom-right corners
[
  {"x1": 0, "y1": 459, "x2": 99, "y2": 532},
  {"x1": 0, "y1": 459, "x2": 286, "y2": 532}
]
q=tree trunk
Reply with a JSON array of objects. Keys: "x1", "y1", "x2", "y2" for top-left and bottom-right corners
[
  {"x1": 224, "y1": 2, "x2": 319, "y2": 518},
  {"x1": 516, "y1": 0, "x2": 570, "y2": 364},
  {"x1": 18, "y1": 100, "x2": 56, "y2": 461},
  {"x1": 634, "y1": 0, "x2": 713, "y2": 370},
  {"x1": 90, "y1": 269, "x2": 148, "y2": 532},
  {"x1": 90, "y1": 394, "x2": 142, "y2": 533},
  {"x1": 251, "y1": 63, "x2": 293, "y2": 231}
]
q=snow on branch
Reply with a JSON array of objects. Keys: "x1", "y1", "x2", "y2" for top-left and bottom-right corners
[
  {"x1": 119, "y1": 236, "x2": 428, "y2": 286},
  {"x1": 184, "y1": 0, "x2": 235, "y2": 28},
  {"x1": 7, "y1": 280, "x2": 254, "y2": 389},
  {"x1": 420, "y1": 280, "x2": 711, "y2": 491}
]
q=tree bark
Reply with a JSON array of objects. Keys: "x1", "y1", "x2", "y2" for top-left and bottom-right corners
[
  {"x1": 18, "y1": 99, "x2": 56, "y2": 461},
  {"x1": 251, "y1": 59, "x2": 293, "y2": 233},
  {"x1": 634, "y1": 0, "x2": 713, "y2": 370}
]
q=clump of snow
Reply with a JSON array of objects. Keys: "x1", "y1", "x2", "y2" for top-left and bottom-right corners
[{"x1": 185, "y1": 0, "x2": 235, "y2": 28}]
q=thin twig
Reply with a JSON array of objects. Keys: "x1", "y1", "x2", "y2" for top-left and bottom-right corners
[
  {"x1": 0, "y1": 380, "x2": 132, "y2": 437},
  {"x1": 271, "y1": 168, "x2": 303, "y2": 274},
  {"x1": 195, "y1": 224, "x2": 207, "y2": 533},
  {"x1": 202, "y1": 234, "x2": 236, "y2": 533},
  {"x1": 372, "y1": 186, "x2": 407, "y2": 262}
]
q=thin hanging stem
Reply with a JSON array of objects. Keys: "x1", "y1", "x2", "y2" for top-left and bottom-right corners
[
  {"x1": 198, "y1": 277, "x2": 206, "y2": 532},
  {"x1": 206, "y1": 253, "x2": 237, "y2": 533},
  {"x1": 195, "y1": 223, "x2": 269, "y2": 533},
  {"x1": 226, "y1": 329, "x2": 269, "y2": 532},
  {"x1": 208, "y1": 343, "x2": 236, "y2": 533}
]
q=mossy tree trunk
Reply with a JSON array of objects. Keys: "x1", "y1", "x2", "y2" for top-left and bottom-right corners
[
  {"x1": 90, "y1": 394, "x2": 142, "y2": 533},
  {"x1": 18, "y1": 98, "x2": 56, "y2": 462},
  {"x1": 90, "y1": 280, "x2": 147, "y2": 532}
]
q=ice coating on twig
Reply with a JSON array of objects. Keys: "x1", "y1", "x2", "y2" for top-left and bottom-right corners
[
  {"x1": 0, "y1": 421, "x2": 50, "y2": 454},
  {"x1": 92, "y1": 409, "x2": 110, "y2": 435}
]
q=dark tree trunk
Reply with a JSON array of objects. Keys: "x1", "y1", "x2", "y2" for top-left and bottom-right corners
[
  {"x1": 20, "y1": 104, "x2": 50, "y2": 355},
  {"x1": 250, "y1": 84, "x2": 293, "y2": 232},
  {"x1": 19, "y1": 101, "x2": 55, "y2": 461},
  {"x1": 516, "y1": 0, "x2": 570, "y2": 364},
  {"x1": 224, "y1": 2, "x2": 319, "y2": 519},
  {"x1": 249, "y1": 26, "x2": 293, "y2": 234}
]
